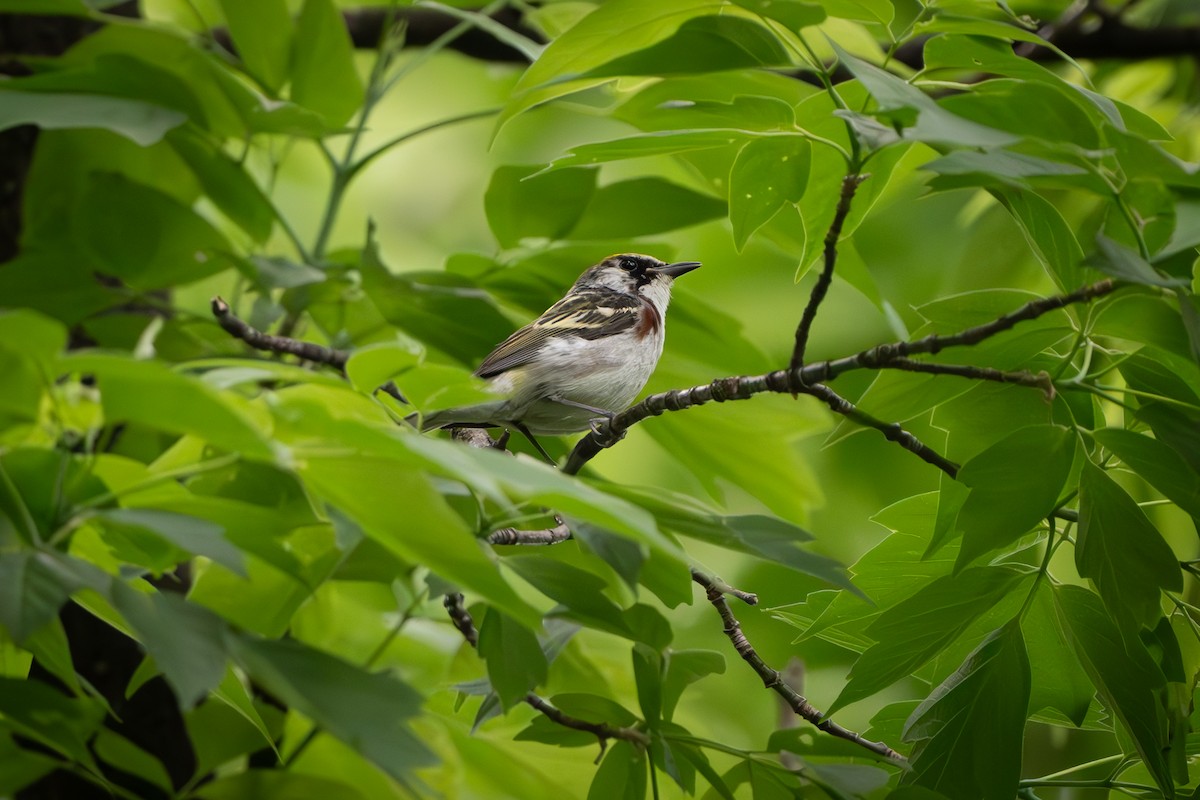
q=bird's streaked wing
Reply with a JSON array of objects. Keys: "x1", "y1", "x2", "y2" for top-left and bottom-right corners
[{"x1": 475, "y1": 289, "x2": 642, "y2": 378}]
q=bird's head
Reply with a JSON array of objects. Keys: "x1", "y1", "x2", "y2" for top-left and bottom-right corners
[{"x1": 573, "y1": 253, "x2": 701, "y2": 309}]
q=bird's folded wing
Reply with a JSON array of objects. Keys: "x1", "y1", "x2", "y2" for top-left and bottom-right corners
[{"x1": 475, "y1": 290, "x2": 642, "y2": 378}]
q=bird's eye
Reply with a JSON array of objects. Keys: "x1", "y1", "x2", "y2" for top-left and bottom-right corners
[{"x1": 619, "y1": 258, "x2": 636, "y2": 272}]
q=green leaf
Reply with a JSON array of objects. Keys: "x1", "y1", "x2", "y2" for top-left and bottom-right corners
[
  {"x1": 194, "y1": 771, "x2": 365, "y2": 800},
  {"x1": 300, "y1": 457, "x2": 543, "y2": 628},
  {"x1": 631, "y1": 644, "x2": 664, "y2": 725},
  {"x1": 76, "y1": 172, "x2": 231, "y2": 290},
  {"x1": 731, "y1": 0, "x2": 826, "y2": 30},
  {"x1": 830, "y1": 566, "x2": 1025, "y2": 714},
  {"x1": 833, "y1": 43, "x2": 1016, "y2": 148},
  {"x1": 217, "y1": 0, "x2": 293, "y2": 91},
  {"x1": 816, "y1": 0, "x2": 893, "y2": 23},
  {"x1": 344, "y1": 340, "x2": 425, "y2": 395},
  {"x1": 1021, "y1": 584, "x2": 1093, "y2": 726},
  {"x1": 569, "y1": 177, "x2": 725, "y2": 239},
  {"x1": 1054, "y1": 585, "x2": 1172, "y2": 795},
  {"x1": 0, "y1": 90, "x2": 185, "y2": 145},
  {"x1": 23, "y1": 619, "x2": 83, "y2": 696},
  {"x1": 478, "y1": 608, "x2": 548, "y2": 710},
  {"x1": 111, "y1": 581, "x2": 228, "y2": 708},
  {"x1": 1087, "y1": 234, "x2": 1187, "y2": 287},
  {"x1": 1076, "y1": 461, "x2": 1182, "y2": 629},
  {"x1": 485, "y1": 165, "x2": 597, "y2": 247},
  {"x1": 588, "y1": 739, "x2": 647, "y2": 800},
  {"x1": 291, "y1": 0, "x2": 364, "y2": 126},
  {"x1": 0, "y1": 677, "x2": 104, "y2": 769},
  {"x1": 954, "y1": 425, "x2": 1074, "y2": 568},
  {"x1": 728, "y1": 135, "x2": 812, "y2": 250},
  {"x1": 662, "y1": 649, "x2": 724, "y2": 723},
  {"x1": 96, "y1": 508, "x2": 247, "y2": 577},
  {"x1": 924, "y1": 149, "x2": 1090, "y2": 191},
  {"x1": 990, "y1": 188, "x2": 1084, "y2": 288},
  {"x1": 546, "y1": 129, "x2": 751, "y2": 171},
  {"x1": 59, "y1": 353, "x2": 274, "y2": 459},
  {"x1": 93, "y1": 728, "x2": 173, "y2": 793},
  {"x1": 583, "y1": 15, "x2": 792, "y2": 78},
  {"x1": 227, "y1": 634, "x2": 434, "y2": 781},
  {"x1": 1093, "y1": 428, "x2": 1200, "y2": 519},
  {"x1": 901, "y1": 621, "x2": 1029, "y2": 800},
  {"x1": 168, "y1": 129, "x2": 275, "y2": 242},
  {"x1": 0, "y1": 552, "x2": 81, "y2": 644}
]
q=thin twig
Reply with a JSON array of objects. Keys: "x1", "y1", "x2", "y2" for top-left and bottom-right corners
[
  {"x1": 564, "y1": 279, "x2": 1118, "y2": 475},
  {"x1": 442, "y1": 592, "x2": 648, "y2": 754},
  {"x1": 487, "y1": 517, "x2": 572, "y2": 546},
  {"x1": 210, "y1": 297, "x2": 349, "y2": 370},
  {"x1": 883, "y1": 359, "x2": 1056, "y2": 400},
  {"x1": 690, "y1": 569, "x2": 905, "y2": 763},
  {"x1": 689, "y1": 567, "x2": 758, "y2": 606},
  {"x1": 797, "y1": 383, "x2": 959, "y2": 477},
  {"x1": 791, "y1": 173, "x2": 866, "y2": 370}
]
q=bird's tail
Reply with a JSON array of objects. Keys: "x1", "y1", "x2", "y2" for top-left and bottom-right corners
[{"x1": 406, "y1": 400, "x2": 511, "y2": 432}]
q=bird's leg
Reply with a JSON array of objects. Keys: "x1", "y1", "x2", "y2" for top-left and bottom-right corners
[
  {"x1": 513, "y1": 422, "x2": 557, "y2": 466},
  {"x1": 546, "y1": 395, "x2": 626, "y2": 444}
]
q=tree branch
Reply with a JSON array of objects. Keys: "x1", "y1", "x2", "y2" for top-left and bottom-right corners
[
  {"x1": 486, "y1": 517, "x2": 571, "y2": 545},
  {"x1": 690, "y1": 569, "x2": 905, "y2": 763},
  {"x1": 884, "y1": 359, "x2": 1056, "y2": 400},
  {"x1": 210, "y1": 297, "x2": 348, "y2": 370},
  {"x1": 442, "y1": 592, "x2": 649, "y2": 755},
  {"x1": 791, "y1": 172, "x2": 865, "y2": 370},
  {"x1": 564, "y1": 279, "x2": 1117, "y2": 475}
]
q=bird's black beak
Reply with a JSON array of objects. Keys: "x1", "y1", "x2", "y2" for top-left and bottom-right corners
[{"x1": 657, "y1": 261, "x2": 702, "y2": 279}]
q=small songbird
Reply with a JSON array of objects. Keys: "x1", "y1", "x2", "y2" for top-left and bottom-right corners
[{"x1": 414, "y1": 253, "x2": 700, "y2": 455}]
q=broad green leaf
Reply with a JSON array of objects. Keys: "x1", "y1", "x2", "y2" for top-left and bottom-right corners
[
  {"x1": 583, "y1": 15, "x2": 793, "y2": 78},
  {"x1": 217, "y1": 0, "x2": 293, "y2": 91},
  {"x1": 1054, "y1": 585, "x2": 1172, "y2": 795},
  {"x1": 0, "y1": 553, "x2": 81, "y2": 644},
  {"x1": 300, "y1": 457, "x2": 543, "y2": 628},
  {"x1": 631, "y1": 644, "x2": 664, "y2": 725},
  {"x1": 291, "y1": 0, "x2": 363, "y2": 126},
  {"x1": 515, "y1": 0, "x2": 724, "y2": 93},
  {"x1": 0, "y1": 677, "x2": 104, "y2": 769},
  {"x1": 833, "y1": 44, "x2": 1016, "y2": 148},
  {"x1": 168, "y1": 129, "x2": 275, "y2": 242},
  {"x1": 478, "y1": 608, "x2": 548, "y2": 710},
  {"x1": 227, "y1": 634, "x2": 434, "y2": 781},
  {"x1": 662, "y1": 650, "x2": 724, "y2": 722},
  {"x1": 1076, "y1": 461, "x2": 1181, "y2": 629},
  {"x1": 991, "y1": 188, "x2": 1084, "y2": 289},
  {"x1": 93, "y1": 728, "x2": 173, "y2": 793},
  {"x1": 924, "y1": 149, "x2": 1090, "y2": 191},
  {"x1": 77, "y1": 172, "x2": 231, "y2": 290},
  {"x1": 569, "y1": 177, "x2": 725, "y2": 239},
  {"x1": 901, "y1": 621, "x2": 1029, "y2": 800},
  {"x1": 816, "y1": 0, "x2": 892, "y2": 23},
  {"x1": 96, "y1": 508, "x2": 247, "y2": 577},
  {"x1": 23, "y1": 619, "x2": 83, "y2": 696},
  {"x1": 486, "y1": 165, "x2": 597, "y2": 248},
  {"x1": 588, "y1": 739, "x2": 647, "y2": 800},
  {"x1": 0, "y1": 90, "x2": 185, "y2": 145},
  {"x1": 1093, "y1": 428, "x2": 1200, "y2": 519},
  {"x1": 546, "y1": 129, "x2": 752, "y2": 171},
  {"x1": 728, "y1": 135, "x2": 812, "y2": 250},
  {"x1": 731, "y1": 0, "x2": 825, "y2": 29},
  {"x1": 211, "y1": 666, "x2": 279, "y2": 757},
  {"x1": 58, "y1": 353, "x2": 274, "y2": 459},
  {"x1": 1019, "y1": 584, "x2": 1093, "y2": 726},
  {"x1": 194, "y1": 771, "x2": 365, "y2": 800},
  {"x1": 111, "y1": 581, "x2": 228, "y2": 708},
  {"x1": 830, "y1": 566, "x2": 1025, "y2": 714},
  {"x1": 1086, "y1": 234, "x2": 1187, "y2": 287},
  {"x1": 344, "y1": 341, "x2": 425, "y2": 395},
  {"x1": 0, "y1": 732, "x2": 57, "y2": 795},
  {"x1": 954, "y1": 425, "x2": 1074, "y2": 568}
]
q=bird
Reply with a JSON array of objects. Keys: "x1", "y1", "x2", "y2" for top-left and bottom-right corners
[{"x1": 412, "y1": 253, "x2": 701, "y2": 460}]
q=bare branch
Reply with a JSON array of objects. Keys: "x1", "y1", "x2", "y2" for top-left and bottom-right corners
[
  {"x1": 884, "y1": 359, "x2": 1056, "y2": 400},
  {"x1": 210, "y1": 297, "x2": 348, "y2": 370},
  {"x1": 791, "y1": 173, "x2": 866, "y2": 370},
  {"x1": 564, "y1": 279, "x2": 1117, "y2": 475},
  {"x1": 689, "y1": 567, "x2": 758, "y2": 606},
  {"x1": 487, "y1": 517, "x2": 572, "y2": 546},
  {"x1": 442, "y1": 591, "x2": 649, "y2": 753},
  {"x1": 797, "y1": 383, "x2": 959, "y2": 477},
  {"x1": 690, "y1": 569, "x2": 905, "y2": 763}
]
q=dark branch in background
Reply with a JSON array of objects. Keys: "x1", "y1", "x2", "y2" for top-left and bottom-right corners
[
  {"x1": 441, "y1": 592, "x2": 649, "y2": 755},
  {"x1": 563, "y1": 279, "x2": 1118, "y2": 475},
  {"x1": 211, "y1": 297, "x2": 348, "y2": 370},
  {"x1": 886, "y1": 359, "x2": 1055, "y2": 399},
  {"x1": 791, "y1": 173, "x2": 865, "y2": 370},
  {"x1": 690, "y1": 570, "x2": 905, "y2": 763},
  {"x1": 212, "y1": 6, "x2": 543, "y2": 64}
]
